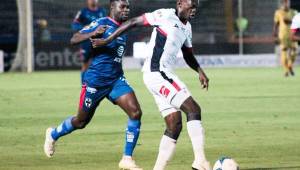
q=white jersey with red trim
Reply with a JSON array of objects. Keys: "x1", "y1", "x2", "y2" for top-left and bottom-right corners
[
  {"x1": 291, "y1": 13, "x2": 300, "y2": 33},
  {"x1": 141, "y1": 8, "x2": 193, "y2": 73}
]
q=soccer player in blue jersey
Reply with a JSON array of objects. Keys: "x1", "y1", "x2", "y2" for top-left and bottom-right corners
[
  {"x1": 44, "y1": 1, "x2": 142, "y2": 169},
  {"x1": 72, "y1": 0, "x2": 107, "y2": 84}
]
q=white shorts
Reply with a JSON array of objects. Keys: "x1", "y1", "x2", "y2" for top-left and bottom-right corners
[{"x1": 143, "y1": 71, "x2": 191, "y2": 117}]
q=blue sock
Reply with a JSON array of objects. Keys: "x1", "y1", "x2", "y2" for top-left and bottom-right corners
[
  {"x1": 51, "y1": 116, "x2": 75, "y2": 141},
  {"x1": 124, "y1": 119, "x2": 141, "y2": 156},
  {"x1": 81, "y1": 71, "x2": 86, "y2": 85}
]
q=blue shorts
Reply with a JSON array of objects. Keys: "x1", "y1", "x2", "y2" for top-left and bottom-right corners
[{"x1": 79, "y1": 76, "x2": 133, "y2": 113}]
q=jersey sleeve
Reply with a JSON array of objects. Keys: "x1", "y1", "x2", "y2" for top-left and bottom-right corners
[
  {"x1": 184, "y1": 23, "x2": 193, "y2": 48},
  {"x1": 72, "y1": 10, "x2": 84, "y2": 31},
  {"x1": 143, "y1": 9, "x2": 170, "y2": 26},
  {"x1": 79, "y1": 19, "x2": 103, "y2": 34},
  {"x1": 291, "y1": 14, "x2": 300, "y2": 31}
]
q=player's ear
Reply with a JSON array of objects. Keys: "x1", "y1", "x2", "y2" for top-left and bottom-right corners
[
  {"x1": 177, "y1": 0, "x2": 182, "y2": 7},
  {"x1": 110, "y1": 1, "x2": 115, "y2": 11}
]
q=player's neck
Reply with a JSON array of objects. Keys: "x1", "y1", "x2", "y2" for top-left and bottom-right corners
[
  {"x1": 108, "y1": 15, "x2": 122, "y2": 26},
  {"x1": 175, "y1": 10, "x2": 188, "y2": 25},
  {"x1": 282, "y1": 6, "x2": 290, "y2": 11}
]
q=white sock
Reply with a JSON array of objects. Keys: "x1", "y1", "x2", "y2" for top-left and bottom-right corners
[
  {"x1": 153, "y1": 135, "x2": 177, "y2": 170},
  {"x1": 187, "y1": 120, "x2": 206, "y2": 164}
]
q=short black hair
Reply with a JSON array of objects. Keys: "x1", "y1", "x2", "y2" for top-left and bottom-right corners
[{"x1": 110, "y1": 0, "x2": 126, "y2": 3}]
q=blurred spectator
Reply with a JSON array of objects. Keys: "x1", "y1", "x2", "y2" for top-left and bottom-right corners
[
  {"x1": 71, "y1": 0, "x2": 107, "y2": 84},
  {"x1": 36, "y1": 19, "x2": 51, "y2": 42}
]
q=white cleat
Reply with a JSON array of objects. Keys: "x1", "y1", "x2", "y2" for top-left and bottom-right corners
[
  {"x1": 192, "y1": 160, "x2": 211, "y2": 170},
  {"x1": 119, "y1": 155, "x2": 143, "y2": 170},
  {"x1": 44, "y1": 127, "x2": 56, "y2": 158}
]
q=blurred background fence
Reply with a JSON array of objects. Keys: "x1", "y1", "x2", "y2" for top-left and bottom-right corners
[{"x1": 1, "y1": 0, "x2": 300, "y2": 71}]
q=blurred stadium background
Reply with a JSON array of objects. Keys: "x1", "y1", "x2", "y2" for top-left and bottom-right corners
[
  {"x1": 1, "y1": 0, "x2": 300, "y2": 72},
  {"x1": 1, "y1": 0, "x2": 300, "y2": 170}
]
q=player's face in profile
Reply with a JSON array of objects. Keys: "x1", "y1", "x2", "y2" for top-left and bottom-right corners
[
  {"x1": 114, "y1": 0, "x2": 130, "y2": 22},
  {"x1": 178, "y1": 0, "x2": 198, "y2": 21}
]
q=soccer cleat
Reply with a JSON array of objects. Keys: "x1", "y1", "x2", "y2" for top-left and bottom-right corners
[
  {"x1": 192, "y1": 160, "x2": 211, "y2": 170},
  {"x1": 290, "y1": 68, "x2": 295, "y2": 76},
  {"x1": 44, "y1": 127, "x2": 56, "y2": 158},
  {"x1": 284, "y1": 72, "x2": 289, "y2": 77},
  {"x1": 118, "y1": 155, "x2": 143, "y2": 170}
]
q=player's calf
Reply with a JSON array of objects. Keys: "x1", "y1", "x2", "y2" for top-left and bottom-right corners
[
  {"x1": 180, "y1": 97, "x2": 211, "y2": 170},
  {"x1": 164, "y1": 112, "x2": 182, "y2": 140},
  {"x1": 72, "y1": 115, "x2": 92, "y2": 129},
  {"x1": 45, "y1": 109, "x2": 94, "y2": 157},
  {"x1": 127, "y1": 107, "x2": 142, "y2": 121},
  {"x1": 153, "y1": 111, "x2": 182, "y2": 170},
  {"x1": 180, "y1": 97, "x2": 202, "y2": 121}
]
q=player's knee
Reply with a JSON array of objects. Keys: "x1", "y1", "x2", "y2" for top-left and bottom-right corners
[
  {"x1": 192, "y1": 101, "x2": 202, "y2": 114},
  {"x1": 72, "y1": 118, "x2": 89, "y2": 129},
  {"x1": 164, "y1": 121, "x2": 182, "y2": 140},
  {"x1": 183, "y1": 98, "x2": 201, "y2": 114},
  {"x1": 128, "y1": 106, "x2": 142, "y2": 120}
]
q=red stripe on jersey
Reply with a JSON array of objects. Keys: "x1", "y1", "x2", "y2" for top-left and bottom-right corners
[
  {"x1": 172, "y1": 81, "x2": 181, "y2": 91},
  {"x1": 79, "y1": 85, "x2": 87, "y2": 109},
  {"x1": 142, "y1": 14, "x2": 150, "y2": 26},
  {"x1": 157, "y1": 27, "x2": 168, "y2": 37},
  {"x1": 107, "y1": 17, "x2": 121, "y2": 26},
  {"x1": 292, "y1": 28, "x2": 299, "y2": 33}
]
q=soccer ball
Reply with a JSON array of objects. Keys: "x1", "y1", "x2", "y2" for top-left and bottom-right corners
[{"x1": 213, "y1": 157, "x2": 239, "y2": 170}]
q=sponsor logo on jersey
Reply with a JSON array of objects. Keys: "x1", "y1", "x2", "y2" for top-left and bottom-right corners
[
  {"x1": 117, "y1": 46, "x2": 125, "y2": 57},
  {"x1": 117, "y1": 37, "x2": 124, "y2": 41},
  {"x1": 159, "y1": 85, "x2": 170, "y2": 98},
  {"x1": 114, "y1": 57, "x2": 122, "y2": 63},
  {"x1": 86, "y1": 87, "x2": 97, "y2": 94}
]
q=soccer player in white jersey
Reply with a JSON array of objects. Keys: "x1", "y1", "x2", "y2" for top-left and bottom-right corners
[
  {"x1": 91, "y1": 0, "x2": 211, "y2": 169},
  {"x1": 290, "y1": 13, "x2": 300, "y2": 75},
  {"x1": 291, "y1": 13, "x2": 300, "y2": 40}
]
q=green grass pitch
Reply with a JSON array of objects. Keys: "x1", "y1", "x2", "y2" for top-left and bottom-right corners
[{"x1": 0, "y1": 68, "x2": 300, "y2": 170}]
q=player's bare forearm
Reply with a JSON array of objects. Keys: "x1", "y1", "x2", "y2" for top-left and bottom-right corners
[
  {"x1": 182, "y1": 46, "x2": 209, "y2": 90},
  {"x1": 182, "y1": 46, "x2": 200, "y2": 72},
  {"x1": 107, "y1": 16, "x2": 145, "y2": 42},
  {"x1": 91, "y1": 16, "x2": 146, "y2": 47},
  {"x1": 70, "y1": 32, "x2": 96, "y2": 45},
  {"x1": 71, "y1": 25, "x2": 107, "y2": 45}
]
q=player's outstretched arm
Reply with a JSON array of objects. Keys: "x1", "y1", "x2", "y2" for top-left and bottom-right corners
[
  {"x1": 70, "y1": 25, "x2": 107, "y2": 45},
  {"x1": 182, "y1": 45, "x2": 209, "y2": 90},
  {"x1": 91, "y1": 16, "x2": 146, "y2": 48}
]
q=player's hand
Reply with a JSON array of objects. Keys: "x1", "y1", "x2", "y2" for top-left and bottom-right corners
[
  {"x1": 90, "y1": 38, "x2": 109, "y2": 48},
  {"x1": 91, "y1": 25, "x2": 108, "y2": 38},
  {"x1": 199, "y1": 71, "x2": 209, "y2": 91}
]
